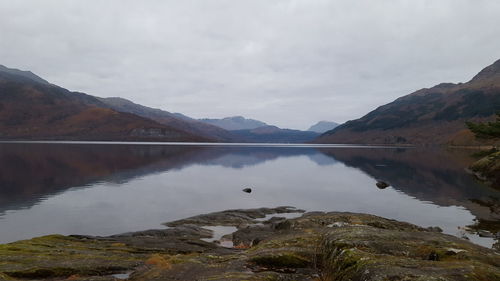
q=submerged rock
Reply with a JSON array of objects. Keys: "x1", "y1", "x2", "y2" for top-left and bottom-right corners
[
  {"x1": 376, "y1": 181, "x2": 390, "y2": 189},
  {"x1": 0, "y1": 208, "x2": 499, "y2": 281}
]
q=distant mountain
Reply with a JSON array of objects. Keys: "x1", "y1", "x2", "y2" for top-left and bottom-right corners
[
  {"x1": 231, "y1": 125, "x2": 320, "y2": 143},
  {"x1": 0, "y1": 65, "x2": 209, "y2": 142},
  {"x1": 99, "y1": 97, "x2": 237, "y2": 141},
  {"x1": 200, "y1": 116, "x2": 320, "y2": 142},
  {"x1": 199, "y1": 116, "x2": 267, "y2": 130},
  {"x1": 315, "y1": 59, "x2": 500, "y2": 145},
  {"x1": 308, "y1": 121, "x2": 339, "y2": 133}
]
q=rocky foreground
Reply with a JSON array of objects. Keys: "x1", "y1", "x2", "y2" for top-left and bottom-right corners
[{"x1": 0, "y1": 207, "x2": 499, "y2": 281}]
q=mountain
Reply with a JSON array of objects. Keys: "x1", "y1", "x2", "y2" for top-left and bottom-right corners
[
  {"x1": 199, "y1": 116, "x2": 267, "y2": 130},
  {"x1": 231, "y1": 125, "x2": 320, "y2": 143},
  {"x1": 199, "y1": 116, "x2": 320, "y2": 143},
  {"x1": 0, "y1": 65, "x2": 209, "y2": 141},
  {"x1": 0, "y1": 65, "x2": 50, "y2": 85},
  {"x1": 308, "y1": 121, "x2": 339, "y2": 133},
  {"x1": 315, "y1": 59, "x2": 500, "y2": 145},
  {"x1": 98, "y1": 97, "x2": 237, "y2": 141}
]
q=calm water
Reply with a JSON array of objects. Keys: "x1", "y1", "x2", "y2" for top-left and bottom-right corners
[{"x1": 0, "y1": 142, "x2": 499, "y2": 248}]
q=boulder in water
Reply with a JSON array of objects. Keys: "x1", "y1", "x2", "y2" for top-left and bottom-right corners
[{"x1": 376, "y1": 181, "x2": 390, "y2": 189}]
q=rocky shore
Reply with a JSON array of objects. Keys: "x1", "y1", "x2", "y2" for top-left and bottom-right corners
[
  {"x1": 469, "y1": 151, "x2": 500, "y2": 189},
  {"x1": 0, "y1": 207, "x2": 499, "y2": 281}
]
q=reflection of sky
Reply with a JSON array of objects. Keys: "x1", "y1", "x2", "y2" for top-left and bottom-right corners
[{"x1": 0, "y1": 152, "x2": 492, "y2": 247}]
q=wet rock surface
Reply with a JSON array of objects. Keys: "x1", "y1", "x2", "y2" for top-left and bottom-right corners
[
  {"x1": 165, "y1": 206, "x2": 305, "y2": 227},
  {"x1": 0, "y1": 207, "x2": 499, "y2": 281}
]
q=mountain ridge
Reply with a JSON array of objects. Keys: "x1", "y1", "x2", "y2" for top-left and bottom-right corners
[
  {"x1": 0, "y1": 65, "x2": 50, "y2": 85},
  {"x1": 231, "y1": 125, "x2": 319, "y2": 143},
  {"x1": 315, "y1": 59, "x2": 500, "y2": 145},
  {"x1": 199, "y1": 116, "x2": 267, "y2": 131},
  {"x1": 98, "y1": 97, "x2": 237, "y2": 141},
  {"x1": 0, "y1": 65, "x2": 210, "y2": 142}
]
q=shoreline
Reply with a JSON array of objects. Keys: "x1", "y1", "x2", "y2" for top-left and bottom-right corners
[
  {"x1": 2, "y1": 140, "x2": 497, "y2": 150},
  {"x1": 1, "y1": 207, "x2": 498, "y2": 281}
]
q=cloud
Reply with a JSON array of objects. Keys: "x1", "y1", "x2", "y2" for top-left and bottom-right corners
[{"x1": 1, "y1": 0, "x2": 499, "y2": 129}]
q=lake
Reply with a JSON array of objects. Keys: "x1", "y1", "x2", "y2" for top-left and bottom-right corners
[{"x1": 0, "y1": 142, "x2": 498, "y2": 248}]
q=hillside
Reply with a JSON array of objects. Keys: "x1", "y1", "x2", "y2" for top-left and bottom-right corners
[
  {"x1": 231, "y1": 125, "x2": 319, "y2": 143},
  {"x1": 0, "y1": 65, "x2": 50, "y2": 85},
  {"x1": 199, "y1": 116, "x2": 267, "y2": 130},
  {"x1": 99, "y1": 97, "x2": 237, "y2": 141},
  {"x1": 0, "y1": 66, "x2": 209, "y2": 142},
  {"x1": 315, "y1": 59, "x2": 500, "y2": 145}
]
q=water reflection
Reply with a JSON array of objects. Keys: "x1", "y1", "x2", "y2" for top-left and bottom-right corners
[
  {"x1": 318, "y1": 148, "x2": 500, "y2": 221},
  {"x1": 0, "y1": 143, "x2": 498, "y2": 247},
  {"x1": 0, "y1": 143, "x2": 209, "y2": 214}
]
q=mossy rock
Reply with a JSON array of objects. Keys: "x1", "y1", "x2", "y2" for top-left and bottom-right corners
[
  {"x1": 470, "y1": 151, "x2": 500, "y2": 188},
  {"x1": 1, "y1": 210, "x2": 500, "y2": 280},
  {"x1": 0, "y1": 235, "x2": 144, "y2": 279},
  {"x1": 250, "y1": 252, "x2": 311, "y2": 268}
]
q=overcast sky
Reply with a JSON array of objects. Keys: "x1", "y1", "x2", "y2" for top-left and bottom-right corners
[{"x1": 1, "y1": 0, "x2": 499, "y2": 129}]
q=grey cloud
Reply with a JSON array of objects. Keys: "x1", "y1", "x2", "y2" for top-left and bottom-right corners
[{"x1": 1, "y1": 0, "x2": 499, "y2": 129}]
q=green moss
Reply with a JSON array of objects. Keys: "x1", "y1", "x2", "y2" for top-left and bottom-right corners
[
  {"x1": 0, "y1": 234, "x2": 146, "y2": 280},
  {"x1": 471, "y1": 267, "x2": 500, "y2": 281},
  {"x1": 250, "y1": 252, "x2": 310, "y2": 268},
  {"x1": 4, "y1": 268, "x2": 78, "y2": 279}
]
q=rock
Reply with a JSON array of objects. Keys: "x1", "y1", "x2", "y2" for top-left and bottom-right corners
[
  {"x1": 494, "y1": 241, "x2": 500, "y2": 251},
  {"x1": 327, "y1": 221, "x2": 349, "y2": 228},
  {"x1": 376, "y1": 181, "x2": 390, "y2": 189},
  {"x1": 164, "y1": 206, "x2": 305, "y2": 227},
  {"x1": 242, "y1": 188, "x2": 252, "y2": 193},
  {"x1": 428, "y1": 251, "x2": 440, "y2": 261},
  {"x1": 263, "y1": 216, "x2": 287, "y2": 225},
  {"x1": 469, "y1": 151, "x2": 500, "y2": 189},
  {"x1": 1, "y1": 208, "x2": 499, "y2": 281},
  {"x1": 478, "y1": 230, "x2": 495, "y2": 238},
  {"x1": 426, "y1": 226, "x2": 443, "y2": 233},
  {"x1": 445, "y1": 248, "x2": 467, "y2": 255},
  {"x1": 273, "y1": 220, "x2": 292, "y2": 230}
]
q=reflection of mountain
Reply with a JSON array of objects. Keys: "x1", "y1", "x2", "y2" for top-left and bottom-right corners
[
  {"x1": 194, "y1": 146, "x2": 336, "y2": 168},
  {"x1": 2, "y1": 143, "x2": 498, "y2": 226},
  {"x1": 0, "y1": 144, "x2": 332, "y2": 214},
  {"x1": 0, "y1": 143, "x2": 208, "y2": 214},
  {"x1": 318, "y1": 148, "x2": 500, "y2": 221}
]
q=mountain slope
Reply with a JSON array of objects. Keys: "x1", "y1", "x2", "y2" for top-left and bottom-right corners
[
  {"x1": 0, "y1": 66, "x2": 209, "y2": 141},
  {"x1": 0, "y1": 65, "x2": 50, "y2": 85},
  {"x1": 308, "y1": 121, "x2": 339, "y2": 133},
  {"x1": 199, "y1": 116, "x2": 267, "y2": 130},
  {"x1": 231, "y1": 125, "x2": 320, "y2": 143},
  {"x1": 99, "y1": 97, "x2": 237, "y2": 141},
  {"x1": 315, "y1": 59, "x2": 500, "y2": 145}
]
